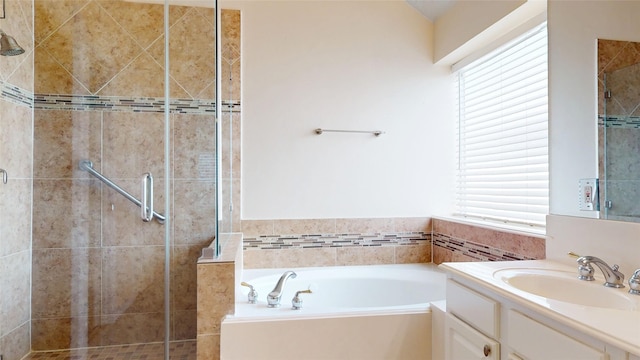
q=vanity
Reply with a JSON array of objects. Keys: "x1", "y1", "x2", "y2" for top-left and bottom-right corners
[{"x1": 439, "y1": 260, "x2": 640, "y2": 360}]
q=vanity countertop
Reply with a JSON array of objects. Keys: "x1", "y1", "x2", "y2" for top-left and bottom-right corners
[{"x1": 439, "y1": 260, "x2": 640, "y2": 356}]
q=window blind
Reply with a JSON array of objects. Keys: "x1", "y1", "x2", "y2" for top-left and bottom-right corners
[{"x1": 455, "y1": 22, "x2": 548, "y2": 230}]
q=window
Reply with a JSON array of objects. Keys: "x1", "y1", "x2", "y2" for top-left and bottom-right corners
[{"x1": 455, "y1": 22, "x2": 548, "y2": 231}]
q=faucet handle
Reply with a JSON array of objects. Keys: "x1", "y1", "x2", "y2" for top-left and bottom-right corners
[
  {"x1": 611, "y1": 264, "x2": 624, "y2": 278},
  {"x1": 567, "y1": 251, "x2": 581, "y2": 259},
  {"x1": 604, "y1": 264, "x2": 625, "y2": 288},
  {"x1": 577, "y1": 263, "x2": 595, "y2": 281},
  {"x1": 574, "y1": 254, "x2": 594, "y2": 280},
  {"x1": 629, "y1": 269, "x2": 640, "y2": 295},
  {"x1": 292, "y1": 289, "x2": 312, "y2": 310},
  {"x1": 241, "y1": 282, "x2": 258, "y2": 304}
]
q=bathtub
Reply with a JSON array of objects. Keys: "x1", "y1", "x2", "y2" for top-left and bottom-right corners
[{"x1": 220, "y1": 263, "x2": 445, "y2": 360}]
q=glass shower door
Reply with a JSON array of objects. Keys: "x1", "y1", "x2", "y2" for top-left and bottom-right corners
[
  {"x1": 30, "y1": 0, "x2": 218, "y2": 358},
  {"x1": 31, "y1": 0, "x2": 172, "y2": 356}
]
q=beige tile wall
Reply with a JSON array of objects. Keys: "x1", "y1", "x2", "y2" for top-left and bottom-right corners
[
  {"x1": 31, "y1": 0, "x2": 241, "y2": 351},
  {"x1": 432, "y1": 218, "x2": 546, "y2": 263},
  {"x1": 597, "y1": 39, "x2": 640, "y2": 116},
  {"x1": 242, "y1": 217, "x2": 432, "y2": 269},
  {"x1": 240, "y1": 217, "x2": 546, "y2": 270},
  {"x1": 0, "y1": 1, "x2": 33, "y2": 360},
  {"x1": 0, "y1": 0, "x2": 33, "y2": 91}
]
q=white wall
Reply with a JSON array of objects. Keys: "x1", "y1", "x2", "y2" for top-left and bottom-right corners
[
  {"x1": 231, "y1": 1, "x2": 455, "y2": 219},
  {"x1": 233, "y1": 0, "x2": 640, "y2": 225},
  {"x1": 434, "y1": 0, "x2": 524, "y2": 64},
  {"x1": 433, "y1": 0, "x2": 546, "y2": 66}
]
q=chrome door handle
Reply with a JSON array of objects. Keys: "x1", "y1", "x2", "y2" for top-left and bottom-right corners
[
  {"x1": 0, "y1": 168, "x2": 6, "y2": 184},
  {"x1": 141, "y1": 172, "x2": 154, "y2": 222}
]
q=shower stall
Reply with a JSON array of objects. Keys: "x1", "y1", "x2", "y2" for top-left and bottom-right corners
[{"x1": 0, "y1": 0, "x2": 240, "y2": 359}]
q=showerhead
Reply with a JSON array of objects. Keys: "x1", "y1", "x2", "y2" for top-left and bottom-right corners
[{"x1": 0, "y1": 30, "x2": 24, "y2": 56}]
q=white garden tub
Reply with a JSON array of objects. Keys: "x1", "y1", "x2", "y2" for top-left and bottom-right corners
[{"x1": 220, "y1": 263, "x2": 445, "y2": 360}]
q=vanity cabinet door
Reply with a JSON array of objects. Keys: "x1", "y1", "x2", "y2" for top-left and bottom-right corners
[
  {"x1": 508, "y1": 310, "x2": 607, "y2": 360},
  {"x1": 446, "y1": 313, "x2": 500, "y2": 360}
]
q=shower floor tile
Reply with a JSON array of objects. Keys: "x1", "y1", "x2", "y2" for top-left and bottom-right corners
[{"x1": 25, "y1": 341, "x2": 196, "y2": 360}]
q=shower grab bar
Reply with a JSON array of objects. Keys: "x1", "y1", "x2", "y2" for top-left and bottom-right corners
[
  {"x1": 79, "y1": 160, "x2": 165, "y2": 224},
  {"x1": 141, "y1": 173, "x2": 154, "y2": 222},
  {"x1": 314, "y1": 128, "x2": 384, "y2": 136}
]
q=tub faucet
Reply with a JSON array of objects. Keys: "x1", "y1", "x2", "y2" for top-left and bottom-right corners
[
  {"x1": 267, "y1": 271, "x2": 297, "y2": 307},
  {"x1": 576, "y1": 256, "x2": 625, "y2": 288}
]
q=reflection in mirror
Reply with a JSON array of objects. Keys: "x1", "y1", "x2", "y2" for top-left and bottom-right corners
[{"x1": 598, "y1": 39, "x2": 640, "y2": 222}]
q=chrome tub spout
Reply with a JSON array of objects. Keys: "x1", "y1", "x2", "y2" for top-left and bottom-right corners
[{"x1": 267, "y1": 271, "x2": 297, "y2": 307}]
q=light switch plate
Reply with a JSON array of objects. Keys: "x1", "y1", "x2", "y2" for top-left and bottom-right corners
[{"x1": 578, "y1": 178, "x2": 599, "y2": 211}]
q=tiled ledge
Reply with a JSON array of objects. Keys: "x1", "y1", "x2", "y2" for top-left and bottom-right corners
[
  {"x1": 198, "y1": 233, "x2": 243, "y2": 264},
  {"x1": 196, "y1": 233, "x2": 243, "y2": 360}
]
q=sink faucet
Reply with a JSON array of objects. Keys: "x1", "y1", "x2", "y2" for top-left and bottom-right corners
[
  {"x1": 267, "y1": 271, "x2": 297, "y2": 307},
  {"x1": 629, "y1": 269, "x2": 640, "y2": 295},
  {"x1": 576, "y1": 256, "x2": 625, "y2": 288}
]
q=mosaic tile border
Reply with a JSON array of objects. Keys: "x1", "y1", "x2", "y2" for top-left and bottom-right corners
[
  {"x1": 34, "y1": 93, "x2": 241, "y2": 114},
  {"x1": 0, "y1": 80, "x2": 34, "y2": 108},
  {"x1": 598, "y1": 115, "x2": 640, "y2": 129},
  {"x1": 0, "y1": 82, "x2": 244, "y2": 116},
  {"x1": 433, "y1": 233, "x2": 534, "y2": 261},
  {"x1": 244, "y1": 232, "x2": 430, "y2": 250}
]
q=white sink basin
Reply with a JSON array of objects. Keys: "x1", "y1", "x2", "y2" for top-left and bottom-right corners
[{"x1": 494, "y1": 268, "x2": 639, "y2": 311}]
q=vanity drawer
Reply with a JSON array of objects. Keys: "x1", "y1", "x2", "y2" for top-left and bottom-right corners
[
  {"x1": 508, "y1": 310, "x2": 607, "y2": 360},
  {"x1": 446, "y1": 279, "x2": 499, "y2": 338}
]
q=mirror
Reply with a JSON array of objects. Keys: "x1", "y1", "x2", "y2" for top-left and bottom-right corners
[{"x1": 598, "y1": 39, "x2": 640, "y2": 223}]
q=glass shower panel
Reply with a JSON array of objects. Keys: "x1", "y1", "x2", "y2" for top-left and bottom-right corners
[
  {"x1": 165, "y1": 3, "x2": 219, "y2": 357},
  {"x1": 220, "y1": 9, "x2": 241, "y2": 234},
  {"x1": 602, "y1": 63, "x2": 640, "y2": 222},
  {"x1": 29, "y1": 1, "x2": 218, "y2": 358}
]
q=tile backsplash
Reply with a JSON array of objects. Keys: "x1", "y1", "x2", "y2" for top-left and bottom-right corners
[
  {"x1": 432, "y1": 218, "x2": 545, "y2": 263},
  {"x1": 242, "y1": 217, "x2": 432, "y2": 268},
  {"x1": 241, "y1": 217, "x2": 547, "y2": 268}
]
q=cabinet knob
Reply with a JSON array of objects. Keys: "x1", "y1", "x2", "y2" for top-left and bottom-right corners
[{"x1": 483, "y1": 344, "x2": 491, "y2": 357}]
